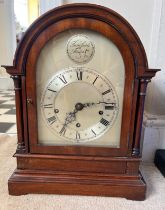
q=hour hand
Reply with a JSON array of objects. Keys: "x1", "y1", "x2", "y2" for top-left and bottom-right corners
[
  {"x1": 62, "y1": 109, "x2": 78, "y2": 127},
  {"x1": 59, "y1": 124, "x2": 67, "y2": 135},
  {"x1": 59, "y1": 111, "x2": 76, "y2": 135},
  {"x1": 65, "y1": 111, "x2": 77, "y2": 124}
]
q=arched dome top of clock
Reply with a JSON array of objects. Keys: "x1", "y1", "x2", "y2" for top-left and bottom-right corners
[{"x1": 4, "y1": 3, "x2": 158, "y2": 78}]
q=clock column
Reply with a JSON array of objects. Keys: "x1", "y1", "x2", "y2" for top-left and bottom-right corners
[
  {"x1": 11, "y1": 75, "x2": 26, "y2": 153},
  {"x1": 132, "y1": 69, "x2": 160, "y2": 156}
]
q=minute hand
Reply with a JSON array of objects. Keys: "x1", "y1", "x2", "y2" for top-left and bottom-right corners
[
  {"x1": 96, "y1": 101, "x2": 116, "y2": 105},
  {"x1": 83, "y1": 101, "x2": 116, "y2": 108}
]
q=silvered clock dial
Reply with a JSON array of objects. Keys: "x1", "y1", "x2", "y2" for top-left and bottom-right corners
[{"x1": 41, "y1": 67, "x2": 119, "y2": 142}]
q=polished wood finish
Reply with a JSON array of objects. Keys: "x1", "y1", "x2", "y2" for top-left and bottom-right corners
[
  {"x1": 133, "y1": 78, "x2": 151, "y2": 156},
  {"x1": 2, "y1": 3, "x2": 160, "y2": 200},
  {"x1": 10, "y1": 75, "x2": 26, "y2": 154},
  {"x1": 8, "y1": 169, "x2": 146, "y2": 201}
]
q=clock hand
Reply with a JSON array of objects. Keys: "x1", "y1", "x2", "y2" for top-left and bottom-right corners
[
  {"x1": 81, "y1": 101, "x2": 116, "y2": 108},
  {"x1": 61, "y1": 100, "x2": 116, "y2": 130},
  {"x1": 61, "y1": 102, "x2": 86, "y2": 128},
  {"x1": 65, "y1": 110, "x2": 77, "y2": 124},
  {"x1": 61, "y1": 108, "x2": 78, "y2": 132},
  {"x1": 97, "y1": 101, "x2": 116, "y2": 105},
  {"x1": 74, "y1": 101, "x2": 116, "y2": 112},
  {"x1": 60, "y1": 111, "x2": 77, "y2": 135}
]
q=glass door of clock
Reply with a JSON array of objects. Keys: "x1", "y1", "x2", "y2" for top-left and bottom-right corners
[
  {"x1": 26, "y1": 16, "x2": 135, "y2": 156},
  {"x1": 36, "y1": 29, "x2": 125, "y2": 148}
]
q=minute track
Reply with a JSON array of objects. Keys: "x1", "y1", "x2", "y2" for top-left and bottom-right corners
[
  {"x1": 100, "y1": 118, "x2": 109, "y2": 126},
  {"x1": 102, "y1": 89, "x2": 112, "y2": 95},
  {"x1": 48, "y1": 88, "x2": 56, "y2": 92},
  {"x1": 77, "y1": 71, "x2": 83, "y2": 80},
  {"x1": 58, "y1": 75, "x2": 67, "y2": 84}
]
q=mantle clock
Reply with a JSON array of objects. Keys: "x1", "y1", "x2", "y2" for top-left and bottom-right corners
[{"x1": 3, "y1": 4, "x2": 159, "y2": 200}]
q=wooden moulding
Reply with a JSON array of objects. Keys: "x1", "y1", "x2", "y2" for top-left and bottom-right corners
[
  {"x1": 14, "y1": 154, "x2": 141, "y2": 174},
  {"x1": 8, "y1": 168, "x2": 146, "y2": 200},
  {"x1": 8, "y1": 154, "x2": 146, "y2": 200}
]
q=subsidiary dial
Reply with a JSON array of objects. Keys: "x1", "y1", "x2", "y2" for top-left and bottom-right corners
[{"x1": 41, "y1": 67, "x2": 119, "y2": 142}]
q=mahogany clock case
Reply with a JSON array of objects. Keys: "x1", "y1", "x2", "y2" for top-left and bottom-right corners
[{"x1": 2, "y1": 3, "x2": 159, "y2": 200}]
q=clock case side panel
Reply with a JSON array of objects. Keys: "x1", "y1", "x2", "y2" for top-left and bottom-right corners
[{"x1": 2, "y1": 4, "x2": 160, "y2": 199}]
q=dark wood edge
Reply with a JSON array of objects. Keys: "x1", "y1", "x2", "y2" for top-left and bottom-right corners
[
  {"x1": 1, "y1": 65, "x2": 19, "y2": 75},
  {"x1": 21, "y1": 76, "x2": 29, "y2": 152},
  {"x1": 127, "y1": 79, "x2": 139, "y2": 156},
  {"x1": 10, "y1": 76, "x2": 26, "y2": 154},
  {"x1": 132, "y1": 79, "x2": 151, "y2": 156},
  {"x1": 139, "y1": 68, "x2": 161, "y2": 78},
  {"x1": 14, "y1": 153, "x2": 141, "y2": 161}
]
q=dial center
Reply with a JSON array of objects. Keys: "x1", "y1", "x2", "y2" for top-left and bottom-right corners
[
  {"x1": 75, "y1": 102, "x2": 84, "y2": 111},
  {"x1": 54, "y1": 81, "x2": 103, "y2": 130}
]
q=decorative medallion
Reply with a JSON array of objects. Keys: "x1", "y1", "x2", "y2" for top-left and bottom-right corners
[{"x1": 67, "y1": 34, "x2": 95, "y2": 64}]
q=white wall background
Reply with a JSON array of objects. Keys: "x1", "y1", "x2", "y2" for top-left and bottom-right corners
[
  {"x1": 14, "y1": 0, "x2": 28, "y2": 28},
  {"x1": 0, "y1": 0, "x2": 16, "y2": 89},
  {"x1": 145, "y1": 0, "x2": 165, "y2": 116},
  {"x1": 0, "y1": 0, "x2": 164, "y2": 161},
  {"x1": 64, "y1": 0, "x2": 155, "y2": 61},
  {"x1": 39, "y1": 0, "x2": 62, "y2": 15}
]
